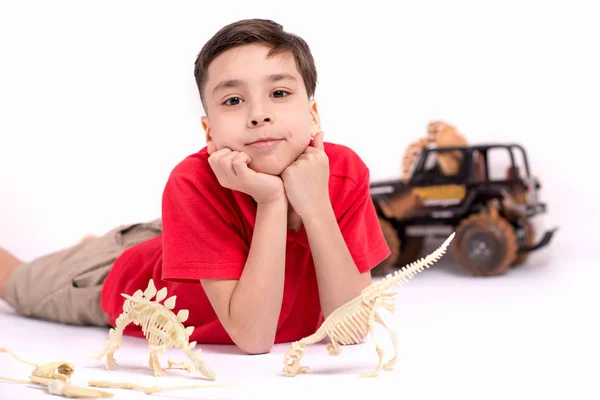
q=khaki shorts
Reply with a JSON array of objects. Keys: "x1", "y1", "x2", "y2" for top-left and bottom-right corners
[{"x1": 5, "y1": 219, "x2": 162, "y2": 326}]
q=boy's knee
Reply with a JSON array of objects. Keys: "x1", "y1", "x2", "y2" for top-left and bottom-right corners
[
  {"x1": 0, "y1": 282, "x2": 8, "y2": 301},
  {"x1": 0, "y1": 248, "x2": 22, "y2": 271}
]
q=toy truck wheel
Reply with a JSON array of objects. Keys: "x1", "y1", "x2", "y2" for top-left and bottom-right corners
[
  {"x1": 503, "y1": 210, "x2": 535, "y2": 266},
  {"x1": 371, "y1": 218, "x2": 400, "y2": 277},
  {"x1": 451, "y1": 213, "x2": 518, "y2": 276}
]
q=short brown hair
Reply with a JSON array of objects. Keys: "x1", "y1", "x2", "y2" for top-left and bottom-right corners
[{"x1": 194, "y1": 19, "x2": 317, "y2": 110}]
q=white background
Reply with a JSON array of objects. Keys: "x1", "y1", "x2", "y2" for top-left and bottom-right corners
[
  {"x1": 1, "y1": 0, "x2": 598, "y2": 260},
  {"x1": 0, "y1": 1, "x2": 599, "y2": 399}
]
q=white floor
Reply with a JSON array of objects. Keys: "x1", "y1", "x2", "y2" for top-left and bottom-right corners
[{"x1": 1, "y1": 244, "x2": 598, "y2": 400}]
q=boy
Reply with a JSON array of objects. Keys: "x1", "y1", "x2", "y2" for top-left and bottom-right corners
[{"x1": 0, "y1": 19, "x2": 390, "y2": 354}]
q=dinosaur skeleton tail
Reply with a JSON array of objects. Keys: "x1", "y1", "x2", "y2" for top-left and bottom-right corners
[{"x1": 368, "y1": 232, "x2": 455, "y2": 293}]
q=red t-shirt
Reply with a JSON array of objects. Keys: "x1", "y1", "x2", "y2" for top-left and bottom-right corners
[{"x1": 100, "y1": 142, "x2": 390, "y2": 344}]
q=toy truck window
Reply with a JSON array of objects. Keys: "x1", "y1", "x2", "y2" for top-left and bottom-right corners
[
  {"x1": 423, "y1": 151, "x2": 438, "y2": 171},
  {"x1": 510, "y1": 146, "x2": 529, "y2": 178},
  {"x1": 412, "y1": 149, "x2": 462, "y2": 185},
  {"x1": 487, "y1": 147, "x2": 514, "y2": 181}
]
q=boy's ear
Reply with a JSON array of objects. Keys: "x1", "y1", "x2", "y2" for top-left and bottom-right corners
[
  {"x1": 201, "y1": 116, "x2": 217, "y2": 154},
  {"x1": 309, "y1": 99, "x2": 321, "y2": 137}
]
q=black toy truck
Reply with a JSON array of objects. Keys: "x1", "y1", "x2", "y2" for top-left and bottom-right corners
[{"x1": 369, "y1": 143, "x2": 557, "y2": 277}]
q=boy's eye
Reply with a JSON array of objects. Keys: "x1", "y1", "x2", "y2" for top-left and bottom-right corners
[
  {"x1": 223, "y1": 97, "x2": 243, "y2": 106},
  {"x1": 272, "y1": 90, "x2": 289, "y2": 98}
]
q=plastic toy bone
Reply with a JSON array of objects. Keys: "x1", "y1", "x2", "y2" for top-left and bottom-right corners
[
  {"x1": 0, "y1": 346, "x2": 114, "y2": 398},
  {"x1": 88, "y1": 379, "x2": 235, "y2": 395},
  {"x1": 92, "y1": 279, "x2": 216, "y2": 380},
  {"x1": 283, "y1": 232, "x2": 454, "y2": 378},
  {"x1": 1, "y1": 346, "x2": 75, "y2": 382},
  {"x1": 31, "y1": 376, "x2": 114, "y2": 398}
]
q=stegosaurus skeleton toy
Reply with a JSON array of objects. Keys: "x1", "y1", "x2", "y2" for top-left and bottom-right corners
[
  {"x1": 93, "y1": 279, "x2": 216, "y2": 380},
  {"x1": 283, "y1": 232, "x2": 455, "y2": 378}
]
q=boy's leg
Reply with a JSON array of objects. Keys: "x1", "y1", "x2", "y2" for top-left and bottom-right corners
[
  {"x1": 0, "y1": 248, "x2": 23, "y2": 300},
  {"x1": 1, "y1": 219, "x2": 162, "y2": 326},
  {"x1": 0, "y1": 234, "x2": 98, "y2": 300}
]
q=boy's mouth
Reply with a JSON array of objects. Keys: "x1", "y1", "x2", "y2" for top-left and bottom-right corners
[{"x1": 247, "y1": 137, "x2": 283, "y2": 149}]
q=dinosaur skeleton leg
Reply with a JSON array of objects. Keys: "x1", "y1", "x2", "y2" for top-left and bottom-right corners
[
  {"x1": 148, "y1": 344, "x2": 166, "y2": 377},
  {"x1": 93, "y1": 313, "x2": 133, "y2": 370},
  {"x1": 283, "y1": 342, "x2": 309, "y2": 376},
  {"x1": 295, "y1": 340, "x2": 310, "y2": 374},
  {"x1": 167, "y1": 359, "x2": 195, "y2": 373},
  {"x1": 326, "y1": 335, "x2": 342, "y2": 356},
  {"x1": 360, "y1": 298, "x2": 386, "y2": 378},
  {"x1": 360, "y1": 323, "x2": 385, "y2": 378},
  {"x1": 373, "y1": 311, "x2": 398, "y2": 371}
]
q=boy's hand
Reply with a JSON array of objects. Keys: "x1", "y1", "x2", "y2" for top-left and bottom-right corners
[
  {"x1": 281, "y1": 131, "x2": 330, "y2": 218},
  {"x1": 208, "y1": 149, "x2": 285, "y2": 204}
]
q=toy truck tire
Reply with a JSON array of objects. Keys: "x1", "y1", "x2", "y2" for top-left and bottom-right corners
[
  {"x1": 503, "y1": 209, "x2": 535, "y2": 266},
  {"x1": 451, "y1": 213, "x2": 518, "y2": 276}
]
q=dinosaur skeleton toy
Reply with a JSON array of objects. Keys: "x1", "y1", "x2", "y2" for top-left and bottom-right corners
[
  {"x1": 283, "y1": 232, "x2": 455, "y2": 378},
  {"x1": 93, "y1": 279, "x2": 216, "y2": 380}
]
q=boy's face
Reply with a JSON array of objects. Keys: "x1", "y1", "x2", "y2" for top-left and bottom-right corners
[{"x1": 201, "y1": 43, "x2": 320, "y2": 176}]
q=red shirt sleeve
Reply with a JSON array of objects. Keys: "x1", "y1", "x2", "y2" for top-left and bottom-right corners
[
  {"x1": 333, "y1": 160, "x2": 391, "y2": 274},
  {"x1": 160, "y1": 158, "x2": 249, "y2": 283}
]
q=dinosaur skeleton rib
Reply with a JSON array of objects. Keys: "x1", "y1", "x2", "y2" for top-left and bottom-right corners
[{"x1": 283, "y1": 232, "x2": 454, "y2": 378}]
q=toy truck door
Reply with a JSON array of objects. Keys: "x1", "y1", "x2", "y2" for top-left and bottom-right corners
[{"x1": 409, "y1": 148, "x2": 468, "y2": 206}]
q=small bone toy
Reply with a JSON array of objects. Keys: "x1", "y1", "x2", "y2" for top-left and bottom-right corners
[
  {"x1": 32, "y1": 376, "x2": 114, "y2": 398},
  {"x1": 283, "y1": 232, "x2": 454, "y2": 378},
  {"x1": 92, "y1": 279, "x2": 216, "y2": 380},
  {"x1": 1, "y1": 346, "x2": 75, "y2": 382},
  {"x1": 0, "y1": 346, "x2": 114, "y2": 398},
  {"x1": 88, "y1": 379, "x2": 235, "y2": 395}
]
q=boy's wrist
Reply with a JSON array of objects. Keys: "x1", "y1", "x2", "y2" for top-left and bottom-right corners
[
  {"x1": 300, "y1": 202, "x2": 335, "y2": 227},
  {"x1": 255, "y1": 193, "x2": 288, "y2": 208}
]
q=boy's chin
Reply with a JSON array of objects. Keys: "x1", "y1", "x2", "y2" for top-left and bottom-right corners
[{"x1": 249, "y1": 161, "x2": 288, "y2": 176}]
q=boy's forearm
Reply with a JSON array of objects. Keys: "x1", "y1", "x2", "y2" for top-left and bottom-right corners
[
  {"x1": 227, "y1": 196, "x2": 288, "y2": 353},
  {"x1": 303, "y1": 204, "x2": 372, "y2": 319}
]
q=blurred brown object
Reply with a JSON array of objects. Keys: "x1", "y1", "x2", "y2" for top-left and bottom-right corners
[{"x1": 402, "y1": 120, "x2": 469, "y2": 181}]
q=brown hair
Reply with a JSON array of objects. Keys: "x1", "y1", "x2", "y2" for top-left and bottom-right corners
[{"x1": 194, "y1": 19, "x2": 317, "y2": 110}]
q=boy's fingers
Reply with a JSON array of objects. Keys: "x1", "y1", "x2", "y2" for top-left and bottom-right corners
[
  {"x1": 209, "y1": 148, "x2": 233, "y2": 170},
  {"x1": 233, "y1": 151, "x2": 251, "y2": 164},
  {"x1": 212, "y1": 148, "x2": 232, "y2": 159},
  {"x1": 232, "y1": 152, "x2": 252, "y2": 176},
  {"x1": 310, "y1": 131, "x2": 325, "y2": 150},
  {"x1": 220, "y1": 151, "x2": 239, "y2": 179},
  {"x1": 208, "y1": 148, "x2": 227, "y2": 165}
]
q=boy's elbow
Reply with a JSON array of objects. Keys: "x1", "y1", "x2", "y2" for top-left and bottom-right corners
[
  {"x1": 231, "y1": 328, "x2": 275, "y2": 355},
  {"x1": 237, "y1": 338, "x2": 274, "y2": 355}
]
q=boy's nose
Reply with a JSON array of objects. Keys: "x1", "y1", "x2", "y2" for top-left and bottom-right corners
[{"x1": 248, "y1": 114, "x2": 273, "y2": 127}]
